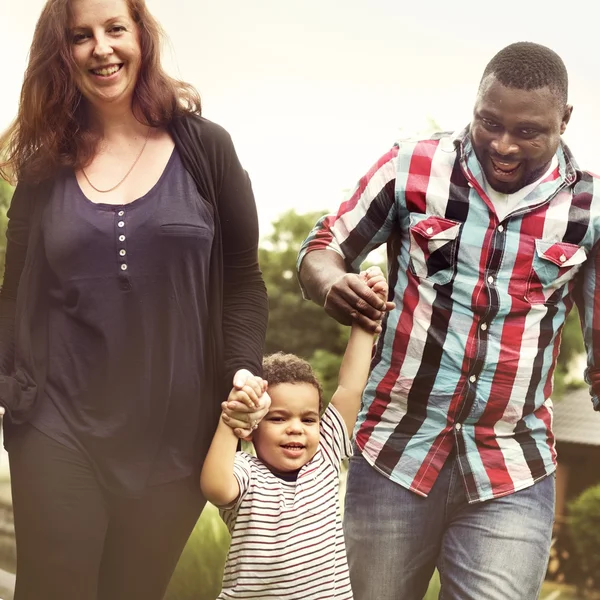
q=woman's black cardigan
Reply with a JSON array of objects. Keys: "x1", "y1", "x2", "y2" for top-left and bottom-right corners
[{"x1": 0, "y1": 114, "x2": 268, "y2": 466}]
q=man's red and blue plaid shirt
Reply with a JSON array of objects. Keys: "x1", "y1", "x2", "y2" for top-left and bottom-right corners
[{"x1": 298, "y1": 127, "x2": 600, "y2": 503}]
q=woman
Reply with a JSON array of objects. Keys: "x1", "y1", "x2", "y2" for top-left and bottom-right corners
[{"x1": 0, "y1": 0, "x2": 269, "y2": 598}]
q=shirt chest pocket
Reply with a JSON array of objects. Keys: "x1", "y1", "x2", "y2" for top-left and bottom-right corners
[
  {"x1": 526, "y1": 240, "x2": 587, "y2": 305},
  {"x1": 408, "y1": 215, "x2": 462, "y2": 285},
  {"x1": 160, "y1": 223, "x2": 213, "y2": 237}
]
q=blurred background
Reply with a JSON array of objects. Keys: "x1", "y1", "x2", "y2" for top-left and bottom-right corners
[{"x1": 1, "y1": 0, "x2": 600, "y2": 598}]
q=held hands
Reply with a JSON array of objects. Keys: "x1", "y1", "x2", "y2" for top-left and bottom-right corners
[
  {"x1": 361, "y1": 265, "x2": 389, "y2": 303},
  {"x1": 325, "y1": 266, "x2": 394, "y2": 333},
  {"x1": 221, "y1": 369, "x2": 271, "y2": 439}
]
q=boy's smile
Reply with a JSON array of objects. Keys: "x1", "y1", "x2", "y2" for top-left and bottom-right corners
[{"x1": 252, "y1": 382, "x2": 321, "y2": 475}]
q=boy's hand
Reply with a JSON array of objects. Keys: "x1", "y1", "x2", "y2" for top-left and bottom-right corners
[
  {"x1": 360, "y1": 266, "x2": 394, "y2": 332},
  {"x1": 222, "y1": 370, "x2": 271, "y2": 439}
]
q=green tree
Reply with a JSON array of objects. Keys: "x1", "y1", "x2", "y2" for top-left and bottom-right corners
[
  {"x1": 568, "y1": 484, "x2": 600, "y2": 590},
  {"x1": 260, "y1": 209, "x2": 348, "y2": 360},
  {"x1": 259, "y1": 209, "x2": 352, "y2": 399},
  {"x1": 554, "y1": 307, "x2": 585, "y2": 398},
  {"x1": 260, "y1": 209, "x2": 391, "y2": 399}
]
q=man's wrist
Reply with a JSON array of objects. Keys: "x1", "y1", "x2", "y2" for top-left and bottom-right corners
[{"x1": 321, "y1": 282, "x2": 334, "y2": 308}]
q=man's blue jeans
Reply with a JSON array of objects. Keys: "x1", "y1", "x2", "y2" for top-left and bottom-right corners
[{"x1": 343, "y1": 452, "x2": 555, "y2": 600}]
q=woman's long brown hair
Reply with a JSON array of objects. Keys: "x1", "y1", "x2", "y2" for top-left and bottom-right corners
[{"x1": 0, "y1": 0, "x2": 201, "y2": 184}]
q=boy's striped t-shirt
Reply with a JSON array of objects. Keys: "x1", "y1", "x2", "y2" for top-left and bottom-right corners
[{"x1": 217, "y1": 404, "x2": 353, "y2": 599}]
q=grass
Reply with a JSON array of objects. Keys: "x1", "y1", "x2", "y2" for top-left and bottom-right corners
[{"x1": 164, "y1": 503, "x2": 230, "y2": 600}]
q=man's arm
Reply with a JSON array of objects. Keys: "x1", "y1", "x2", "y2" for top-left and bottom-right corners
[
  {"x1": 299, "y1": 251, "x2": 392, "y2": 332},
  {"x1": 576, "y1": 241, "x2": 600, "y2": 411},
  {"x1": 297, "y1": 146, "x2": 399, "y2": 332}
]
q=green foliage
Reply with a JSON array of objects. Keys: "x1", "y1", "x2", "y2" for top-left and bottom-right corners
[
  {"x1": 260, "y1": 209, "x2": 353, "y2": 405},
  {"x1": 260, "y1": 209, "x2": 349, "y2": 361},
  {"x1": 259, "y1": 209, "x2": 387, "y2": 403},
  {"x1": 424, "y1": 570, "x2": 441, "y2": 599},
  {"x1": 554, "y1": 307, "x2": 586, "y2": 398},
  {"x1": 310, "y1": 347, "x2": 345, "y2": 405},
  {"x1": 560, "y1": 308, "x2": 585, "y2": 365},
  {"x1": 568, "y1": 484, "x2": 600, "y2": 579},
  {"x1": 165, "y1": 503, "x2": 230, "y2": 600}
]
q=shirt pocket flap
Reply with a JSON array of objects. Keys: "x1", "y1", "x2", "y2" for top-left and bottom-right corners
[
  {"x1": 410, "y1": 215, "x2": 462, "y2": 242},
  {"x1": 534, "y1": 240, "x2": 587, "y2": 268},
  {"x1": 410, "y1": 216, "x2": 462, "y2": 257},
  {"x1": 408, "y1": 215, "x2": 462, "y2": 284}
]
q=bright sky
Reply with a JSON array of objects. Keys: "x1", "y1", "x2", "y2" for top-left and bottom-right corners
[{"x1": 2, "y1": 0, "x2": 600, "y2": 233}]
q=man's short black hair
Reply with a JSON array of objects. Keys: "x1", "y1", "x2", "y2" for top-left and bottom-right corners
[{"x1": 480, "y1": 42, "x2": 568, "y2": 107}]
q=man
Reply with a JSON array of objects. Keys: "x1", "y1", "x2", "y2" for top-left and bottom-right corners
[{"x1": 297, "y1": 42, "x2": 600, "y2": 600}]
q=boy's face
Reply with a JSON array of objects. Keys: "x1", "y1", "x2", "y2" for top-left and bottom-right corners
[{"x1": 252, "y1": 382, "x2": 320, "y2": 475}]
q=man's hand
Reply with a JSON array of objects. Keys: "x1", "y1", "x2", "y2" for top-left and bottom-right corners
[
  {"x1": 359, "y1": 266, "x2": 393, "y2": 332},
  {"x1": 325, "y1": 272, "x2": 395, "y2": 333}
]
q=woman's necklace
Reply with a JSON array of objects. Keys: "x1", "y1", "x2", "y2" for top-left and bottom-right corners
[{"x1": 81, "y1": 127, "x2": 151, "y2": 194}]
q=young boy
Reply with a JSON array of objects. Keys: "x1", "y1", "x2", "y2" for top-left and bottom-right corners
[{"x1": 200, "y1": 267, "x2": 390, "y2": 599}]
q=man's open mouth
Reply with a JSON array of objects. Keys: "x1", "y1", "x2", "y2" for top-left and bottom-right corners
[
  {"x1": 490, "y1": 157, "x2": 521, "y2": 177},
  {"x1": 281, "y1": 443, "x2": 305, "y2": 449}
]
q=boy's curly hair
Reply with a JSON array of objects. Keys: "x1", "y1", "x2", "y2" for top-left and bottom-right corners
[{"x1": 262, "y1": 353, "x2": 323, "y2": 411}]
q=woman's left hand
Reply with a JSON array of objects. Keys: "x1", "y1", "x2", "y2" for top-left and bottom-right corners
[{"x1": 222, "y1": 369, "x2": 271, "y2": 439}]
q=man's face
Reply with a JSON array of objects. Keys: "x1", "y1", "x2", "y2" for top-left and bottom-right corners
[{"x1": 471, "y1": 75, "x2": 572, "y2": 194}]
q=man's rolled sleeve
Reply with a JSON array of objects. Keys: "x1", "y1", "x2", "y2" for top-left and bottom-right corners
[{"x1": 296, "y1": 145, "x2": 401, "y2": 296}]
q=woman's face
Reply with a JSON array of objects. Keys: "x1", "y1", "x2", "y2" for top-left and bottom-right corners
[{"x1": 69, "y1": 0, "x2": 142, "y2": 111}]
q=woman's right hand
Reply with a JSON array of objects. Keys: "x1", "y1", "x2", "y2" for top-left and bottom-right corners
[{"x1": 221, "y1": 370, "x2": 270, "y2": 439}]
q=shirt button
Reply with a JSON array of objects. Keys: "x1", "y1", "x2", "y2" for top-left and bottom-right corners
[
  {"x1": 560, "y1": 254, "x2": 566, "y2": 263},
  {"x1": 426, "y1": 227, "x2": 434, "y2": 235},
  {"x1": 119, "y1": 249, "x2": 126, "y2": 257},
  {"x1": 120, "y1": 264, "x2": 128, "y2": 271},
  {"x1": 118, "y1": 210, "x2": 125, "y2": 217},
  {"x1": 498, "y1": 225, "x2": 504, "y2": 233},
  {"x1": 469, "y1": 375, "x2": 477, "y2": 383},
  {"x1": 480, "y1": 323, "x2": 488, "y2": 331},
  {"x1": 487, "y1": 276, "x2": 494, "y2": 284},
  {"x1": 119, "y1": 235, "x2": 126, "y2": 242},
  {"x1": 117, "y1": 221, "x2": 125, "y2": 228},
  {"x1": 467, "y1": 182, "x2": 473, "y2": 188},
  {"x1": 455, "y1": 423, "x2": 462, "y2": 431}
]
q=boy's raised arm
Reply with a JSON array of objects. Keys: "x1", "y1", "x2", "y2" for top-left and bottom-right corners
[
  {"x1": 200, "y1": 418, "x2": 241, "y2": 506},
  {"x1": 330, "y1": 267, "x2": 391, "y2": 436},
  {"x1": 200, "y1": 378, "x2": 265, "y2": 506}
]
